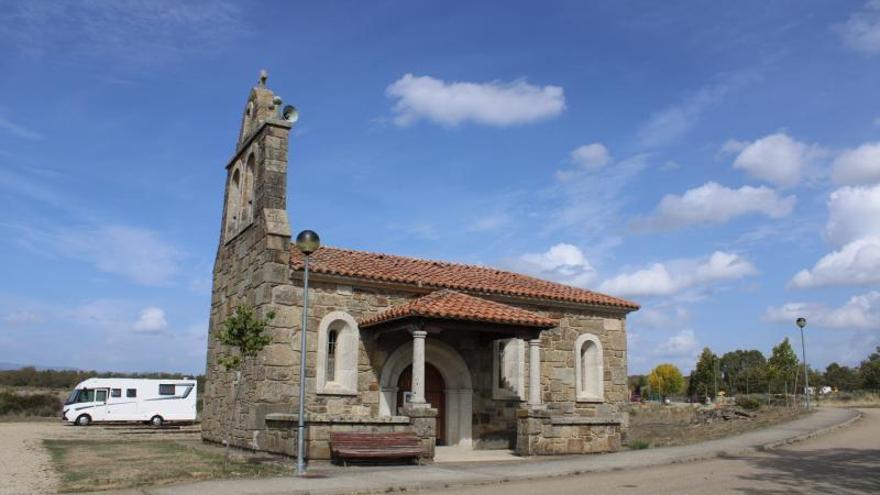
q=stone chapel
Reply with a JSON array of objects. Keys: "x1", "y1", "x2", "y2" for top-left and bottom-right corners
[{"x1": 201, "y1": 73, "x2": 640, "y2": 461}]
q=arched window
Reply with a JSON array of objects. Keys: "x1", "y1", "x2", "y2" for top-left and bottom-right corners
[
  {"x1": 574, "y1": 333, "x2": 604, "y2": 402},
  {"x1": 242, "y1": 153, "x2": 255, "y2": 224},
  {"x1": 316, "y1": 311, "x2": 359, "y2": 395},
  {"x1": 226, "y1": 166, "x2": 241, "y2": 237}
]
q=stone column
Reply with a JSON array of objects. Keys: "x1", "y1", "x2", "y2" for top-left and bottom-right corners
[
  {"x1": 411, "y1": 329, "x2": 427, "y2": 406},
  {"x1": 528, "y1": 338, "x2": 542, "y2": 407}
]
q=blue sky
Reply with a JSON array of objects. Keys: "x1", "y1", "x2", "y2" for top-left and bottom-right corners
[{"x1": 1, "y1": 1, "x2": 879, "y2": 375}]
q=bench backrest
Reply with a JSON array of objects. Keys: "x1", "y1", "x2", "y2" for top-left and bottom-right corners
[{"x1": 330, "y1": 431, "x2": 421, "y2": 448}]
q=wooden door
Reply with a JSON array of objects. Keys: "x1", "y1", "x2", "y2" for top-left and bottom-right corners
[{"x1": 397, "y1": 363, "x2": 446, "y2": 445}]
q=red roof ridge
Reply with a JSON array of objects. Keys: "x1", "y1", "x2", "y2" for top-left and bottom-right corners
[
  {"x1": 289, "y1": 244, "x2": 639, "y2": 311},
  {"x1": 360, "y1": 289, "x2": 558, "y2": 329}
]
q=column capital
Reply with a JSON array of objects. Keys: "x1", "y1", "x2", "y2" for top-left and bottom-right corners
[
  {"x1": 412, "y1": 329, "x2": 428, "y2": 339},
  {"x1": 528, "y1": 338, "x2": 541, "y2": 346}
]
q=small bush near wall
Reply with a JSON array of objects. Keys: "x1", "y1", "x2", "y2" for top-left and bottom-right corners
[
  {"x1": 735, "y1": 395, "x2": 762, "y2": 411},
  {"x1": 0, "y1": 391, "x2": 61, "y2": 417}
]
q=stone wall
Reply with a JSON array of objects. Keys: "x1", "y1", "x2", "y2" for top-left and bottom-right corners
[{"x1": 515, "y1": 408, "x2": 622, "y2": 455}]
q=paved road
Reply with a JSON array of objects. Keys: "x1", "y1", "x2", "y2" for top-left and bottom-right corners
[{"x1": 419, "y1": 408, "x2": 880, "y2": 495}]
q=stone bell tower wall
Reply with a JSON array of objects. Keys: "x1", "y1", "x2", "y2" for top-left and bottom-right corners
[{"x1": 201, "y1": 75, "x2": 301, "y2": 451}]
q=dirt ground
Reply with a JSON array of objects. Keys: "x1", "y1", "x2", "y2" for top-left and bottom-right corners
[
  {"x1": 0, "y1": 422, "x2": 60, "y2": 495},
  {"x1": 0, "y1": 421, "x2": 288, "y2": 494}
]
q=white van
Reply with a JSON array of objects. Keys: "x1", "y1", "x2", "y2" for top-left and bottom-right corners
[{"x1": 62, "y1": 378, "x2": 197, "y2": 426}]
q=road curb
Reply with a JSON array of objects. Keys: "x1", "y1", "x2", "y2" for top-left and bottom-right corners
[{"x1": 759, "y1": 408, "x2": 863, "y2": 451}]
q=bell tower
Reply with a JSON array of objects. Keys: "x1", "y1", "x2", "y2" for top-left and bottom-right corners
[{"x1": 203, "y1": 71, "x2": 298, "y2": 451}]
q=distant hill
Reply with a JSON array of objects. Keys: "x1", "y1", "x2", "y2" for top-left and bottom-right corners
[{"x1": 0, "y1": 362, "x2": 79, "y2": 371}]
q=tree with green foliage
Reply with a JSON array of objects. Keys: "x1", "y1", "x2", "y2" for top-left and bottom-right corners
[
  {"x1": 720, "y1": 349, "x2": 767, "y2": 395},
  {"x1": 825, "y1": 362, "x2": 861, "y2": 391},
  {"x1": 628, "y1": 374, "x2": 648, "y2": 398},
  {"x1": 647, "y1": 364, "x2": 684, "y2": 401},
  {"x1": 768, "y1": 338, "x2": 799, "y2": 398},
  {"x1": 688, "y1": 348, "x2": 719, "y2": 401},
  {"x1": 860, "y1": 347, "x2": 880, "y2": 391},
  {"x1": 216, "y1": 304, "x2": 274, "y2": 464}
]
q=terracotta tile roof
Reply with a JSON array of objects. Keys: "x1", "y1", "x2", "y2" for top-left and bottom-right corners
[
  {"x1": 360, "y1": 290, "x2": 558, "y2": 328},
  {"x1": 289, "y1": 246, "x2": 639, "y2": 311}
]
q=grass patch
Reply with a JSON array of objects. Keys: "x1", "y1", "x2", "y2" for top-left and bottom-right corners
[
  {"x1": 44, "y1": 438, "x2": 289, "y2": 492},
  {"x1": 627, "y1": 439, "x2": 651, "y2": 450}
]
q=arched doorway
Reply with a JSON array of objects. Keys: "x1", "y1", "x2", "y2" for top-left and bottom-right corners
[
  {"x1": 397, "y1": 363, "x2": 446, "y2": 445},
  {"x1": 379, "y1": 340, "x2": 473, "y2": 447}
]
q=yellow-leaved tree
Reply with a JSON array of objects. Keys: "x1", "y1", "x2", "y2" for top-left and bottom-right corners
[{"x1": 648, "y1": 363, "x2": 684, "y2": 401}]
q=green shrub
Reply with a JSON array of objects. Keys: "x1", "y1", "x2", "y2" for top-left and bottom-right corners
[
  {"x1": 0, "y1": 391, "x2": 61, "y2": 417},
  {"x1": 628, "y1": 439, "x2": 651, "y2": 450},
  {"x1": 736, "y1": 395, "x2": 762, "y2": 411}
]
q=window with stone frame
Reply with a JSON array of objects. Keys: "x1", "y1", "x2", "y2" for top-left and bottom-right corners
[
  {"x1": 316, "y1": 311, "x2": 359, "y2": 395},
  {"x1": 492, "y1": 338, "x2": 525, "y2": 400},
  {"x1": 574, "y1": 333, "x2": 604, "y2": 402}
]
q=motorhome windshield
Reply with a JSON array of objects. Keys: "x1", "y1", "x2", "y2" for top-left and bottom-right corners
[{"x1": 64, "y1": 388, "x2": 95, "y2": 404}]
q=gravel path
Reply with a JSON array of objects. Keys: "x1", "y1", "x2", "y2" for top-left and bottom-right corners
[{"x1": 0, "y1": 422, "x2": 60, "y2": 495}]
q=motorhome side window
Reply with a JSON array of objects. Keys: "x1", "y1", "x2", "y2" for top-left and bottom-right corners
[
  {"x1": 126, "y1": 388, "x2": 137, "y2": 398},
  {"x1": 95, "y1": 390, "x2": 107, "y2": 402},
  {"x1": 77, "y1": 389, "x2": 94, "y2": 403},
  {"x1": 111, "y1": 388, "x2": 121, "y2": 398},
  {"x1": 159, "y1": 384, "x2": 175, "y2": 396}
]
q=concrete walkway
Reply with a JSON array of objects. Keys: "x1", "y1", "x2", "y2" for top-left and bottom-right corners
[{"x1": 98, "y1": 407, "x2": 860, "y2": 495}]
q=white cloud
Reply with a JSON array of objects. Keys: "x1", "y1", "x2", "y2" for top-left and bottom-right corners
[
  {"x1": 730, "y1": 133, "x2": 825, "y2": 187},
  {"x1": 831, "y1": 142, "x2": 880, "y2": 185},
  {"x1": 385, "y1": 74, "x2": 565, "y2": 127},
  {"x1": 570, "y1": 143, "x2": 611, "y2": 170},
  {"x1": 508, "y1": 243, "x2": 597, "y2": 288},
  {"x1": 637, "y1": 306, "x2": 690, "y2": 329},
  {"x1": 790, "y1": 236, "x2": 880, "y2": 288},
  {"x1": 598, "y1": 251, "x2": 757, "y2": 297},
  {"x1": 633, "y1": 182, "x2": 796, "y2": 231},
  {"x1": 133, "y1": 307, "x2": 168, "y2": 333},
  {"x1": 637, "y1": 84, "x2": 726, "y2": 147},
  {"x1": 0, "y1": 116, "x2": 44, "y2": 140},
  {"x1": 658, "y1": 329, "x2": 700, "y2": 358},
  {"x1": 834, "y1": 1, "x2": 880, "y2": 55},
  {"x1": 47, "y1": 224, "x2": 182, "y2": 286},
  {"x1": 825, "y1": 184, "x2": 880, "y2": 246},
  {"x1": 764, "y1": 291, "x2": 880, "y2": 330}
]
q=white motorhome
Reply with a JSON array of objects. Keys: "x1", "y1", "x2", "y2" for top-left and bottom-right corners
[{"x1": 62, "y1": 378, "x2": 197, "y2": 426}]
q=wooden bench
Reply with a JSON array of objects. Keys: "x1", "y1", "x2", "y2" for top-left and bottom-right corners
[{"x1": 330, "y1": 431, "x2": 424, "y2": 465}]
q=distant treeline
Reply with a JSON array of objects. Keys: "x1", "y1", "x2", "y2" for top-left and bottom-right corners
[
  {"x1": 631, "y1": 343, "x2": 880, "y2": 401},
  {"x1": 0, "y1": 367, "x2": 205, "y2": 391}
]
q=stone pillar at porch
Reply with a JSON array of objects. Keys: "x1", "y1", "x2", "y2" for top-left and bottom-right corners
[
  {"x1": 528, "y1": 338, "x2": 542, "y2": 407},
  {"x1": 410, "y1": 329, "x2": 428, "y2": 406}
]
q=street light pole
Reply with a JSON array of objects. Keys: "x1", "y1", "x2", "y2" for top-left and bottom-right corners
[
  {"x1": 295, "y1": 230, "x2": 320, "y2": 476},
  {"x1": 796, "y1": 317, "x2": 810, "y2": 410}
]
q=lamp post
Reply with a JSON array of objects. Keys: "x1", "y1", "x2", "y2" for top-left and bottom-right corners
[
  {"x1": 796, "y1": 317, "x2": 810, "y2": 410},
  {"x1": 295, "y1": 230, "x2": 320, "y2": 476}
]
